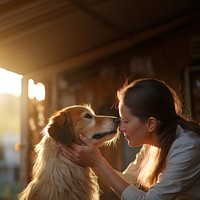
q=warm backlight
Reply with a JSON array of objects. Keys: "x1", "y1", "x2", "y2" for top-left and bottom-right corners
[{"x1": 0, "y1": 67, "x2": 45, "y2": 101}]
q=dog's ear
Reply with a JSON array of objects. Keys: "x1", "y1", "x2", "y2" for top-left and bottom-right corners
[{"x1": 48, "y1": 113, "x2": 74, "y2": 145}]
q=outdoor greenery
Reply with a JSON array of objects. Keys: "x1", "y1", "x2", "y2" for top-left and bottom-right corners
[{"x1": 0, "y1": 94, "x2": 21, "y2": 200}]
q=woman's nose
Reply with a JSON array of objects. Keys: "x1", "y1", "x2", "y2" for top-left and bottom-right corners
[{"x1": 119, "y1": 123, "x2": 125, "y2": 133}]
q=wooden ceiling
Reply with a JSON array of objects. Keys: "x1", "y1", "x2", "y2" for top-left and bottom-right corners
[{"x1": 0, "y1": 0, "x2": 200, "y2": 79}]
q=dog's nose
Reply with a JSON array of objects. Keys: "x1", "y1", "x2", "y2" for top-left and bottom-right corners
[{"x1": 113, "y1": 117, "x2": 120, "y2": 124}]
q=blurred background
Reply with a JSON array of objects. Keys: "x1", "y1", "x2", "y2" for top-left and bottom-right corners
[{"x1": 0, "y1": 0, "x2": 200, "y2": 199}]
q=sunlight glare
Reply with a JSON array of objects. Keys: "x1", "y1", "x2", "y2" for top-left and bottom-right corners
[
  {"x1": 28, "y1": 79, "x2": 45, "y2": 101},
  {"x1": 0, "y1": 67, "x2": 22, "y2": 97},
  {"x1": 0, "y1": 68, "x2": 45, "y2": 100}
]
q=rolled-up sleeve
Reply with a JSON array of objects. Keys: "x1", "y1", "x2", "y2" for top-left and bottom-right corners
[{"x1": 120, "y1": 145, "x2": 147, "y2": 185}]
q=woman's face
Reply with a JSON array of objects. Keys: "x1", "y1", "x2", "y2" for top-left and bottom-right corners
[{"x1": 119, "y1": 102, "x2": 156, "y2": 147}]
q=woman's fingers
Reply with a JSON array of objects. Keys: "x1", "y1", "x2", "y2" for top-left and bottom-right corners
[
  {"x1": 61, "y1": 145, "x2": 75, "y2": 159},
  {"x1": 61, "y1": 144, "x2": 83, "y2": 165},
  {"x1": 60, "y1": 135, "x2": 100, "y2": 167},
  {"x1": 79, "y1": 133, "x2": 93, "y2": 146}
]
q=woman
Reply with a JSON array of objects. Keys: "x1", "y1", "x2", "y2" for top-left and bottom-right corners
[{"x1": 62, "y1": 78, "x2": 200, "y2": 200}]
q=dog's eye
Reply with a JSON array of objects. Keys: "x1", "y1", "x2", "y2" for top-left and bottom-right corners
[{"x1": 84, "y1": 113, "x2": 93, "y2": 119}]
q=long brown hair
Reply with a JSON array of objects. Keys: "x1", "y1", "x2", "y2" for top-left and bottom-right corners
[{"x1": 117, "y1": 78, "x2": 200, "y2": 189}]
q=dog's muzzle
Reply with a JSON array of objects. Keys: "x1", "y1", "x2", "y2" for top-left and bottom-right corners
[
  {"x1": 92, "y1": 117, "x2": 120, "y2": 139},
  {"x1": 92, "y1": 130, "x2": 117, "y2": 139}
]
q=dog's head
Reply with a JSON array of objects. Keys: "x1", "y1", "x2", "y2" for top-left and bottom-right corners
[{"x1": 46, "y1": 105, "x2": 120, "y2": 147}]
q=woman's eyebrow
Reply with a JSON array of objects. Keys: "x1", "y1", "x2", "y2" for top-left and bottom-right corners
[{"x1": 120, "y1": 116, "x2": 128, "y2": 120}]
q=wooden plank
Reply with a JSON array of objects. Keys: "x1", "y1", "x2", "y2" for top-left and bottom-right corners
[
  {"x1": 19, "y1": 76, "x2": 29, "y2": 188},
  {"x1": 27, "y1": 11, "x2": 200, "y2": 81}
]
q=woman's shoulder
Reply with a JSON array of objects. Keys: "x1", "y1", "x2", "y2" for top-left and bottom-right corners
[
  {"x1": 175, "y1": 125, "x2": 200, "y2": 146},
  {"x1": 167, "y1": 127, "x2": 200, "y2": 176},
  {"x1": 168, "y1": 125, "x2": 200, "y2": 160}
]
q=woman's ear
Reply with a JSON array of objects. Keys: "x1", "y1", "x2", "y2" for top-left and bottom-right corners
[{"x1": 147, "y1": 117, "x2": 158, "y2": 132}]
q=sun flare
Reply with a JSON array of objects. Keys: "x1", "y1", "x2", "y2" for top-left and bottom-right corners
[
  {"x1": 0, "y1": 67, "x2": 45, "y2": 100},
  {"x1": 0, "y1": 67, "x2": 22, "y2": 97}
]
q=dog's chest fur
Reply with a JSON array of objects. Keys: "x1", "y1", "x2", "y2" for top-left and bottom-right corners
[{"x1": 18, "y1": 135, "x2": 100, "y2": 200}]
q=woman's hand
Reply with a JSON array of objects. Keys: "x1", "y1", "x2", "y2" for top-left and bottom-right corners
[
  {"x1": 61, "y1": 133, "x2": 103, "y2": 168},
  {"x1": 62, "y1": 133, "x2": 130, "y2": 198}
]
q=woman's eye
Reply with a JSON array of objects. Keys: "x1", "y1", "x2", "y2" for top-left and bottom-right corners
[
  {"x1": 121, "y1": 118, "x2": 128, "y2": 123},
  {"x1": 84, "y1": 113, "x2": 93, "y2": 119}
]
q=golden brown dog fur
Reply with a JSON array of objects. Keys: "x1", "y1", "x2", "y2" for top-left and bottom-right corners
[{"x1": 18, "y1": 105, "x2": 119, "y2": 200}]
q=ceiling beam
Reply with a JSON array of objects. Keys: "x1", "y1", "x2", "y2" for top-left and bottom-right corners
[{"x1": 27, "y1": 10, "x2": 200, "y2": 81}]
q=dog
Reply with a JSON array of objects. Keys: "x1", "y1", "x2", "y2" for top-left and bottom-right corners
[{"x1": 18, "y1": 105, "x2": 120, "y2": 200}]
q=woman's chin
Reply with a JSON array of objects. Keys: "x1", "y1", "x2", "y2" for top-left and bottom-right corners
[{"x1": 128, "y1": 140, "x2": 134, "y2": 147}]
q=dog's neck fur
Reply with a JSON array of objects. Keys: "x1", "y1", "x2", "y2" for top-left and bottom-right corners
[{"x1": 18, "y1": 134, "x2": 100, "y2": 200}]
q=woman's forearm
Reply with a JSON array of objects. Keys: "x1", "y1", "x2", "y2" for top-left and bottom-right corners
[{"x1": 93, "y1": 156, "x2": 130, "y2": 198}]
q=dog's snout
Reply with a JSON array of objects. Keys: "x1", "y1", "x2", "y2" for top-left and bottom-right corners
[{"x1": 113, "y1": 117, "x2": 120, "y2": 124}]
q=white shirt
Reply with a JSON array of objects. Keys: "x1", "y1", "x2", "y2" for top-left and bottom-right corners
[{"x1": 121, "y1": 125, "x2": 200, "y2": 200}]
